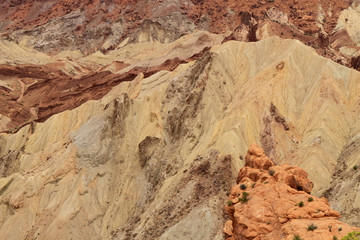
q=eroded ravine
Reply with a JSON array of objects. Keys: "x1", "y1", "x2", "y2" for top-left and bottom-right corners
[{"x1": 0, "y1": 36, "x2": 359, "y2": 239}]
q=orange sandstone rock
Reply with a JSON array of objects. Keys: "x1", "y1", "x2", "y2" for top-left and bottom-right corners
[{"x1": 225, "y1": 144, "x2": 360, "y2": 240}]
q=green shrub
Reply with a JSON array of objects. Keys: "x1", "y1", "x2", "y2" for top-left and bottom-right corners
[
  {"x1": 334, "y1": 236, "x2": 338, "y2": 240},
  {"x1": 227, "y1": 200, "x2": 233, "y2": 207},
  {"x1": 308, "y1": 197, "x2": 313, "y2": 202},
  {"x1": 293, "y1": 234, "x2": 303, "y2": 240},
  {"x1": 238, "y1": 192, "x2": 249, "y2": 204},
  {"x1": 353, "y1": 165, "x2": 358, "y2": 170},
  {"x1": 298, "y1": 201, "x2": 304, "y2": 207},
  {"x1": 341, "y1": 231, "x2": 360, "y2": 240},
  {"x1": 307, "y1": 223, "x2": 318, "y2": 231},
  {"x1": 240, "y1": 184, "x2": 247, "y2": 190},
  {"x1": 269, "y1": 169, "x2": 275, "y2": 176}
]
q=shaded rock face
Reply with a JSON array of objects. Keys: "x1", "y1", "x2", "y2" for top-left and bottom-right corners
[
  {"x1": 351, "y1": 56, "x2": 360, "y2": 71},
  {"x1": 120, "y1": 151, "x2": 233, "y2": 240},
  {"x1": 225, "y1": 144, "x2": 360, "y2": 240},
  {"x1": 322, "y1": 136, "x2": 360, "y2": 227}
]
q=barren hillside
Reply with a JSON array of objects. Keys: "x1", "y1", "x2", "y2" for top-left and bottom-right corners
[{"x1": 0, "y1": 1, "x2": 360, "y2": 240}]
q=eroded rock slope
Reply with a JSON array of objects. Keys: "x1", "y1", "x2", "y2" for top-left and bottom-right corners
[
  {"x1": 224, "y1": 144, "x2": 359, "y2": 240},
  {"x1": 1, "y1": 0, "x2": 360, "y2": 69},
  {"x1": 0, "y1": 34, "x2": 359, "y2": 239}
]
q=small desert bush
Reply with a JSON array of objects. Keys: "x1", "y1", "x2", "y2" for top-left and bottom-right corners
[
  {"x1": 293, "y1": 234, "x2": 303, "y2": 240},
  {"x1": 341, "y1": 231, "x2": 360, "y2": 240},
  {"x1": 238, "y1": 192, "x2": 249, "y2": 204},
  {"x1": 307, "y1": 223, "x2": 318, "y2": 231}
]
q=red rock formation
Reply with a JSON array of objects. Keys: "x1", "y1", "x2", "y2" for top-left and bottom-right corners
[
  {"x1": 0, "y1": 0, "x2": 350, "y2": 36},
  {"x1": 0, "y1": 0, "x2": 358, "y2": 132},
  {"x1": 225, "y1": 144, "x2": 360, "y2": 240},
  {"x1": 0, "y1": 0, "x2": 353, "y2": 56},
  {"x1": 0, "y1": 54, "x2": 196, "y2": 132}
]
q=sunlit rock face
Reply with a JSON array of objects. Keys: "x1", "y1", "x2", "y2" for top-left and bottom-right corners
[
  {"x1": 0, "y1": 1, "x2": 360, "y2": 239},
  {"x1": 224, "y1": 144, "x2": 359, "y2": 240},
  {"x1": 0, "y1": 0, "x2": 358, "y2": 68}
]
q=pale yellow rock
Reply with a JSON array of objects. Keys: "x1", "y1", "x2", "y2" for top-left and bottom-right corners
[
  {"x1": 79, "y1": 30, "x2": 224, "y2": 72},
  {"x1": 0, "y1": 40, "x2": 50, "y2": 65},
  {"x1": 335, "y1": 3, "x2": 360, "y2": 45},
  {"x1": 0, "y1": 35, "x2": 359, "y2": 239},
  {"x1": 0, "y1": 115, "x2": 10, "y2": 133}
]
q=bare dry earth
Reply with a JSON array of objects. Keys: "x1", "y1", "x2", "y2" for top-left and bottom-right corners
[{"x1": 0, "y1": 34, "x2": 359, "y2": 239}]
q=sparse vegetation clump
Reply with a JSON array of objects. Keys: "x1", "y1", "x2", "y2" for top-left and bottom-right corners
[
  {"x1": 298, "y1": 201, "x2": 304, "y2": 207},
  {"x1": 308, "y1": 197, "x2": 313, "y2": 202},
  {"x1": 293, "y1": 234, "x2": 303, "y2": 240},
  {"x1": 227, "y1": 200, "x2": 233, "y2": 207},
  {"x1": 238, "y1": 192, "x2": 249, "y2": 204},
  {"x1": 269, "y1": 169, "x2": 275, "y2": 176},
  {"x1": 353, "y1": 165, "x2": 358, "y2": 170},
  {"x1": 240, "y1": 184, "x2": 247, "y2": 190},
  {"x1": 307, "y1": 223, "x2": 318, "y2": 231},
  {"x1": 341, "y1": 231, "x2": 360, "y2": 240}
]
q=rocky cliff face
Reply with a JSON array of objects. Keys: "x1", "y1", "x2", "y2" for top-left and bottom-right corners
[
  {"x1": 224, "y1": 144, "x2": 359, "y2": 240},
  {"x1": 1, "y1": 0, "x2": 360, "y2": 68},
  {"x1": 0, "y1": 35, "x2": 360, "y2": 239},
  {"x1": 0, "y1": 1, "x2": 360, "y2": 240}
]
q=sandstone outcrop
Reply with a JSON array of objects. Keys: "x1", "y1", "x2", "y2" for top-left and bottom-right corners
[
  {"x1": 0, "y1": 33, "x2": 360, "y2": 239},
  {"x1": 0, "y1": 31, "x2": 223, "y2": 132},
  {"x1": 0, "y1": 1, "x2": 360, "y2": 240},
  {"x1": 0, "y1": 0, "x2": 359, "y2": 70},
  {"x1": 225, "y1": 144, "x2": 360, "y2": 240}
]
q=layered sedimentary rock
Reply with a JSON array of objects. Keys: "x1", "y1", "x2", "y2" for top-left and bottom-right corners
[
  {"x1": 224, "y1": 144, "x2": 359, "y2": 240},
  {"x1": 0, "y1": 31, "x2": 223, "y2": 131},
  {"x1": 0, "y1": 0, "x2": 359, "y2": 69},
  {"x1": 0, "y1": 34, "x2": 360, "y2": 239},
  {"x1": 0, "y1": 1, "x2": 360, "y2": 240}
]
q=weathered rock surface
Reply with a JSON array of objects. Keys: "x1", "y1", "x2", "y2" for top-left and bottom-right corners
[
  {"x1": 322, "y1": 132, "x2": 360, "y2": 227},
  {"x1": 0, "y1": 30, "x2": 223, "y2": 132},
  {"x1": 0, "y1": 33, "x2": 360, "y2": 239},
  {"x1": 225, "y1": 144, "x2": 360, "y2": 240},
  {"x1": 0, "y1": 0, "x2": 359, "y2": 69}
]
